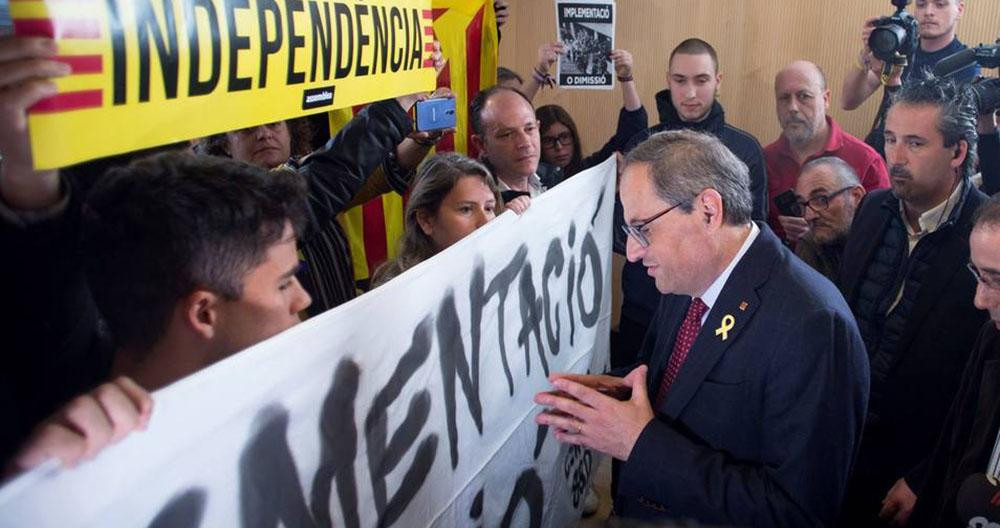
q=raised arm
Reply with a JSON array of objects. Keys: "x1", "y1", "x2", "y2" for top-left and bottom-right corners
[
  {"x1": 0, "y1": 36, "x2": 69, "y2": 210},
  {"x1": 610, "y1": 49, "x2": 641, "y2": 111},
  {"x1": 841, "y1": 18, "x2": 900, "y2": 111},
  {"x1": 521, "y1": 42, "x2": 563, "y2": 101}
]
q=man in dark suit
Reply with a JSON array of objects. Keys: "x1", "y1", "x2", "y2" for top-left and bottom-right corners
[
  {"x1": 907, "y1": 194, "x2": 1000, "y2": 527},
  {"x1": 837, "y1": 77, "x2": 989, "y2": 526},
  {"x1": 535, "y1": 129, "x2": 869, "y2": 526}
]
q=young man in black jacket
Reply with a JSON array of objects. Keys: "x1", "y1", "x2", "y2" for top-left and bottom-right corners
[{"x1": 613, "y1": 38, "x2": 768, "y2": 367}]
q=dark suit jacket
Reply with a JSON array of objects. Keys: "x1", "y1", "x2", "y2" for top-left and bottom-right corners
[
  {"x1": 910, "y1": 322, "x2": 1000, "y2": 527},
  {"x1": 837, "y1": 185, "x2": 988, "y2": 519},
  {"x1": 615, "y1": 225, "x2": 870, "y2": 526}
]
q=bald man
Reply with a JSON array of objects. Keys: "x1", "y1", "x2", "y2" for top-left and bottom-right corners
[{"x1": 764, "y1": 60, "x2": 888, "y2": 243}]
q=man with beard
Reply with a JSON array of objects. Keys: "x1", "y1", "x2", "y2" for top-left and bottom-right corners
[
  {"x1": 838, "y1": 76, "x2": 989, "y2": 525},
  {"x1": 791, "y1": 157, "x2": 867, "y2": 284},
  {"x1": 764, "y1": 61, "x2": 888, "y2": 243}
]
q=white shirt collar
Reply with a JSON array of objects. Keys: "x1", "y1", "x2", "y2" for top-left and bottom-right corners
[
  {"x1": 697, "y1": 223, "x2": 760, "y2": 324},
  {"x1": 497, "y1": 173, "x2": 546, "y2": 198},
  {"x1": 901, "y1": 178, "x2": 963, "y2": 237}
]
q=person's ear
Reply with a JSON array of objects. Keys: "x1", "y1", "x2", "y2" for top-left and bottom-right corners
[
  {"x1": 698, "y1": 189, "x2": 725, "y2": 227},
  {"x1": 183, "y1": 290, "x2": 221, "y2": 340},
  {"x1": 950, "y1": 140, "x2": 968, "y2": 169},
  {"x1": 849, "y1": 186, "x2": 866, "y2": 204},
  {"x1": 471, "y1": 134, "x2": 486, "y2": 158},
  {"x1": 416, "y1": 209, "x2": 435, "y2": 237}
]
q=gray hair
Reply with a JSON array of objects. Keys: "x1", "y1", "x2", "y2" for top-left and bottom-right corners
[
  {"x1": 624, "y1": 129, "x2": 752, "y2": 225},
  {"x1": 801, "y1": 156, "x2": 860, "y2": 188}
]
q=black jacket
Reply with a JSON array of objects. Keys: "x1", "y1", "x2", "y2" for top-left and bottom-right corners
[
  {"x1": 293, "y1": 99, "x2": 413, "y2": 313},
  {"x1": 910, "y1": 322, "x2": 1000, "y2": 527},
  {"x1": 838, "y1": 184, "x2": 990, "y2": 522},
  {"x1": 568, "y1": 105, "x2": 648, "y2": 177}
]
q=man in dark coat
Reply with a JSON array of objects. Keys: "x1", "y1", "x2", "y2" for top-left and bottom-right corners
[
  {"x1": 535, "y1": 129, "x2": 869, "y2": 526},
  {"x1": 613, "y1": 37, "x2": 767, "y2": 367},
  {"x1": 838, "y1": 76, "x2": 989, "y2": 525},
  {"x1": 908, "y1": 193, "x2": 1000, "y2": 527}
]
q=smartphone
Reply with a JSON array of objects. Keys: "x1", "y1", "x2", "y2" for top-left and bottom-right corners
[
  {"x1": 774, "y1": 189, "x2": 802, "y2": 217},
  {"x1": 414, "y1": 98, "x2": 457, "y2": 132}
]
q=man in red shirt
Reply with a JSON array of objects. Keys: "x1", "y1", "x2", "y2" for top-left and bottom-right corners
[{"x1": 764, "y1": 60, "x2": 889, "y2": 243}]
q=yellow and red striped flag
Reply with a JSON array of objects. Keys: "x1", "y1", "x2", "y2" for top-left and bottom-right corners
[{"x1": 336, "y1": 0, "x2": 499, "y2": 287}]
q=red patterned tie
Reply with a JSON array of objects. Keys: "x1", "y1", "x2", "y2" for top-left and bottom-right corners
[{"x1": 655, "y1": 297, "x2": 709, "y2": 406}]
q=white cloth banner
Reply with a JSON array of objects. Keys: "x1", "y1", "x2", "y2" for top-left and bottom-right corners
[{"x1": 0, "y1": 157, "x2": 616, "y2": 527}]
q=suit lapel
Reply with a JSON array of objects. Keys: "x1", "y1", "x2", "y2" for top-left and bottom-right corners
[
  {"x1": 662, "y1": 283, "x2": 762, "y2": 418},
  {"x1": 659, "y1": 225, "x2": 776, "y2": 418}
]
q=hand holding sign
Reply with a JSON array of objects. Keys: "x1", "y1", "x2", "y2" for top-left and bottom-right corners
[
  {"x1": 0, "y1": 36, "x2": 68, "y2": 209},
  {"x1": 535, "y1": 41, "x2": 566, "y2": 77},
  {"x1": 609, "y1": 49, "x2": 633, "y2": 79},
  {"x1": 534, "y1": 365, "x2": 653, "y2": 461},
  {"x1": 6, "y1": 376, "x2": 153, "y2": 478}
]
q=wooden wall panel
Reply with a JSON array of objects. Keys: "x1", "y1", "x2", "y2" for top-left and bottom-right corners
[{"x1": 499, "y1": 0, "x2": 999, "y2": 157}]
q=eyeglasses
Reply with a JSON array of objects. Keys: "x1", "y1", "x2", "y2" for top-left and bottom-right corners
[
  {"x1": 797, "y1": 186, "x2": 855, "y2": 213},
  {"x1": 620, "y1": 201, "x2": 688, "y2": 248},
  {"x1": 541, "y1": 131, "x2": 573, "y2": 149},
  {"x1": 968, "y1": 262, "x2": 1000, "y2": 290}
]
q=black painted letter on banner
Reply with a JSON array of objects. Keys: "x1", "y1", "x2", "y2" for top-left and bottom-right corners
[
  {"x1": 239, "y1": 404, "x2": 315, "y2": 528},
  {"x1": 364, "y1": 316, "x2": 437, "y2": 528},
  {"x1": 310, "y1": 359, "x2": 361, "y2": 528},
  {"x1": 438, "y1": 289, "x2": 483, "y2": 470}
]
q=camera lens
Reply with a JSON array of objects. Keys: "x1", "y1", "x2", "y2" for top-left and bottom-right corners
[{"x1": 869, "y1": 24, "x2": 908, "y2": 61}]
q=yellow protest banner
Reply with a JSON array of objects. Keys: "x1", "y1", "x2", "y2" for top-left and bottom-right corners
[{"x1": 11, "y1": 0, "x2": 436, "y2": 169}]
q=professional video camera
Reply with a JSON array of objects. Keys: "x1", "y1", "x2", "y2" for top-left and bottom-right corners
[
  {"x1": 934, "y1": 39, "x2": 1000, "y2": 115},
  {"x1": 868, "y1": 0, "x2": 918, "y2": 64}
]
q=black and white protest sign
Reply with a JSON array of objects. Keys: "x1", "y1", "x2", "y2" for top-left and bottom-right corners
[
  {"x1": 0, "y1": 157, "x2": 617, "y2": 527},
  {"x1": 555, "y1": 0, "x2": 615, "y2": 90}
]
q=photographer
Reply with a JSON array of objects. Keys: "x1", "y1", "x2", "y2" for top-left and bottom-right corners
[{"x1": 841, "y1": 0, "x2": 979, "y2": 157}]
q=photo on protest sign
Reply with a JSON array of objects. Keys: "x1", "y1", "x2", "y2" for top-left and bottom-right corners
[{"x1": 554, "y1": 0, "x2": 615, "y2": 90}]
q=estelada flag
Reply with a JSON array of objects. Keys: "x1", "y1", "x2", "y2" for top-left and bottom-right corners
[{"x1": 335, "y1": 0, "x2": 499, "y2": 289}]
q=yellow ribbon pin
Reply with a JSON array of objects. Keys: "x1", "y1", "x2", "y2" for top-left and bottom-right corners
[{"x1": 715, "y1": 315, "x2": 736, "y2": 341}]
